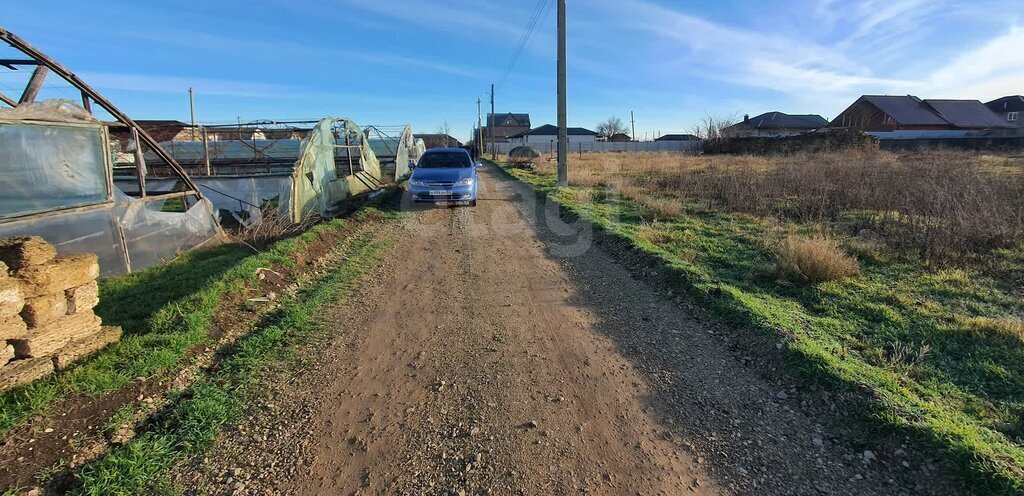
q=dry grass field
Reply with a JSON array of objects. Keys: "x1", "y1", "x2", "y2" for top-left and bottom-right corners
[
  {"x1": 534, "y1": 150, "x2": 1024, "y2": 260},
  {"x1": 502, "y1": 150, "x2": 1024, "y2": 494}
]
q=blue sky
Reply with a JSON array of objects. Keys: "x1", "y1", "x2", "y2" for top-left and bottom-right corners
[{"x1": 3, "y1": 0, "x2": 1023, "y2": 141}]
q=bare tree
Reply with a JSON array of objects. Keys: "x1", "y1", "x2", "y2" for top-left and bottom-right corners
[
  {"x1": 596, "y1": 116, "x2": 629, "y2": 140},
  {"x1": 688, "y1": 112, "x2": 740, "y2": 140},
  {"x1": 436, "y1": 120, "x2": 452, "y2": 147}
]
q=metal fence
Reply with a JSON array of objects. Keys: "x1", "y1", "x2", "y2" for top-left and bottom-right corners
[{"x1": 493, "y1": 140, "x2": 702, "y2": 155}]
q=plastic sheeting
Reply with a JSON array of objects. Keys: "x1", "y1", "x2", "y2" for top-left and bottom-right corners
[
  {"x1": 0, "y1": 115, "x2": 222, "y2": 276},
  {"x1": 195, "y1": 175, "x2": 291, "y2": 226},
  {"x1": 149, "y1": 139, "x2": 303, "y2": 165},
  {"x1": 0, "y1": 99, "x2": 100, "y2": 124},
  {"x1": 290, "y1": 117, "x2": 381, "y2": 222},
  {"x1": 127, "y1": 117, "x2": 391, "y2": 225},
  {"x1": 115, "y1": 196, "x2": 221, "y2": 271},
  {"x1": 0, "y1": 121, "x2": 110, "y2": 218}
]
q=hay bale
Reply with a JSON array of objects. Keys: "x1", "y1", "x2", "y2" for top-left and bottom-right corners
[
  {"x1": 1, "y1": 315, "x2": 28, "y2": 341},
  {"x1": 21, "y1": 292, "x2": 68, "y2": 328},
  {"x1": 0, "y1": 357, "x2": 54, "y2": 391},
  {"x1": 2, "y1": 344, "x2": 13, "y2": 364},
  {"x1": 0, "y1": 261, "x2": 8, "y2": 277},
  {"x1": 66, "y1": 281, "x2": 100, "y2": 314},
  {"x1": 52, "y1": 325, "x2": 121, "y2": 370},
  {"x1": 0, "y1": 236, "x2": 57, "y2": 270},
  {"x1": 0, "y1": 277, "x2": 23, "y2": 319},
  {"x1": 9, "y1": 311, "x2": 101, "y2": 359},
  {"x1": 16, "y1": 254, "x2": 99, "y2": 298}
]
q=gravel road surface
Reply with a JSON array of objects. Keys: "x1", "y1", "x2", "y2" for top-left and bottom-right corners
[{"x1": 177, "y1": 166, "x2": 946, "y2": 495}]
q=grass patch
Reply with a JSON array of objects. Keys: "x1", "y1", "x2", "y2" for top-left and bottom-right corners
[
  {"x1": 495, "y1": 160, "x2": 1024, "y2": 495},
  {"x1": 69, "y1": 207, "x2": 399, "y2": 495},
  {"x1": 0, "y1": 244, "x2": 252, "y2": 436}
]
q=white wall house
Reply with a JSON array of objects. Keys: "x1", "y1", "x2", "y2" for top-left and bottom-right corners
[{"x1": 509, "y1": 124, "x2": 598, "y2": 147}]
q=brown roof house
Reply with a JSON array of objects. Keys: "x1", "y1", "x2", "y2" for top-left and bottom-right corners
[
  {"x1": 414, "y1": 134, "x2": 463, "y2": 149},
  {"x1": 832, "y1": 95, "x2": 1012, "y2": 131},
  {"x1": 479, "y1": 113, "x2": 531, "y2": 143}
]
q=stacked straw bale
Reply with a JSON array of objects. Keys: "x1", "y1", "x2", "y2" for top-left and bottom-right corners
[{"x1": 0, "y1": 237, "x2": 121, "y2": 391}]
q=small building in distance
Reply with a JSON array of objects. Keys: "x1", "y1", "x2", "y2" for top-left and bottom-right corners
[
  {"x1": 984, "y1": 95, "x2": 1024, "y2": 132},
  {"x1": 478, "y1": 112, "x2": 531, "y2": 143},
  {"x1": 108, "y1": 120, "x2": 194, "y2": 147},
  {"x1": 722, "y1": 112, "x2": 828, "y2": 137},
  {"x1": 654, "y1": 133, "x2": 701, "y2": 142},
  {"x1": 831, "y1": 95, "x2": 1011, "y2": 132},
  {"x1": 508, "y1": 124, "x2": 599, "y2": 146},
  {"x1": 415, "y1": 133, "x2": 463, "y2": 149},
  {"x1": 603, "y1": 132, "x2": 632, "y2": 142}
]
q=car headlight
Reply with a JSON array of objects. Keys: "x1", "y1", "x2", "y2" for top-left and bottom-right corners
[
  {"x1": 409, "y1": 179, "x2": 427, "y2": 187},
  {"x1": 455, "y1": 178, "x2": 474, "y2": 186}
]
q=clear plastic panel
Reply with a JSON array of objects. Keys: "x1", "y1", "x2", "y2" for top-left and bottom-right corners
[
  {"x1": 0, "y1": 206, "x2": 128, "y2": 275},
  {"x1": 0, "y1": 121, "x2": 110, "y2": 218},
  {"x1": 116, "y1": 198, "x2": 220, "y2": 271}
]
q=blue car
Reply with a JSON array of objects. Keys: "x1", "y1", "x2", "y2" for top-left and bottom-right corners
[{"x1": 407, "y1": 148, "x2": 481, "y2": 206}]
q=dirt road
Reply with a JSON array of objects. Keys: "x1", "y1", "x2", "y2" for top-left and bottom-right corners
[{"x1": 178, "y1": 166, "x2": 937, "y2": 495}]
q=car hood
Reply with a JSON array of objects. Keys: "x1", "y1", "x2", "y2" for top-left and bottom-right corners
[{"x1": 411, "y1": 168, "x2": 474, "y2": 182}]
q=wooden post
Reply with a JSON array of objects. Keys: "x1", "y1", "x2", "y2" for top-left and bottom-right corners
[
  {"x1": 18, "y1": 65, "x2": 48, "y2": 103},
  {"x1": 131, "y1": 128, "x2": 147, "y2": 198},
  {"x1": 345, "y1": 133, "x2": 354, "y2": 176},
  {"x1": 80, "y1": 90, "x2": 92, "y2": 114},
  {"x1": 202, "y1": 127, "x2": 212, "y2": 176}
]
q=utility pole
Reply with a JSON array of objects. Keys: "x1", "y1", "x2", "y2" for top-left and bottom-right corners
[
  {"x1": 630, "y1": 110, "x2": 636, "y2": 141},
  {"x1": 490, "y1": 84, "x2": 496, "y2": 160},
  {"x1": 556, "y1": 0, "x2": 568, "y2": 187},
  {"x1": 476, "y1": 98, "x2": 483, "y2": 160},
  {"x1": 188, "y1": 87, "x2": 197, "y2": 141}
]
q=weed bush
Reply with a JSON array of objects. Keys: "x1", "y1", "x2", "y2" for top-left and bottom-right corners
[{"x1": 777, "y1": 235, "x2": 860, "y2": 283}]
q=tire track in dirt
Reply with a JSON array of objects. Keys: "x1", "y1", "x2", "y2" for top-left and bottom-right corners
[{"x1": 179, "y1": 165, "x2": 938, "y2": 495}]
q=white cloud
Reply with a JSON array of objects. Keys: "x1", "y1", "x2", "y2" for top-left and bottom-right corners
[{"x1": 924, "y1": 26, "x2": 1024, "y2": 100}]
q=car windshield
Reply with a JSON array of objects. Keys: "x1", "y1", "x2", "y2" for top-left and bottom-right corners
[{"x1": 418, "y1": 151, "x2": 472, "y2": 169}]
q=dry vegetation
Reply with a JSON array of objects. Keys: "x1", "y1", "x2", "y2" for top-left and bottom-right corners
[
  {"x1": 530, "y1": 150, "x2": 1024, "y2": 261},
  {"x1": 776, "y1": 235, "x2": 861, "y2": 283}
]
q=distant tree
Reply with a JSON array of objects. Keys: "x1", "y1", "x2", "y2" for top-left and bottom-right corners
[
  {"x1": 596, "y1": 116, "x2": 629, "y2": 140},
  {"x1": 689, "y1": 112, "x2": 740, "y2": 140},
  {"x1": 436, "y1": 120, "x2": 452, "y2": 147}
]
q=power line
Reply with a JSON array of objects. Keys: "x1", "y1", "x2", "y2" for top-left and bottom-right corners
[{"x1": 497, "y1": 0, "x2": 552, "y2": 88}]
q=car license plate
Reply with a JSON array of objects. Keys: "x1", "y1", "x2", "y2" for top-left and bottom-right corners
[{"x1": 429, "y1": 190, "x2": 449, "y2": 196}]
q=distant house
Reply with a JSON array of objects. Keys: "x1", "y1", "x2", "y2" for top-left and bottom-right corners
[
  {"x1": 604, "y1": 133, "x2": 632, "y2": 142},
  {"x1": 109, "y1": 120, "x2": 194, "y2": 145},
  {"x1": 984, "y1": 95, "x2": 1024, "y2": 131},
  {"x1": 654, "y1": 133, "x2": 700, "y2": 142},
  {"x1": 508, "y1": 124, "x2": 598, "y2": 146},
  {"x1": 831, "y1": 95, "x2": 1011, "y2": 131},
  {"x1": 722, "y1": 112, "x2": 828, "y2": 137},
  {"x1": 478, "y1": 112, "x2": 531, "y2": 143},
  {"x1": 414, "y1": 134, "x2": 463, "y2": 149}
]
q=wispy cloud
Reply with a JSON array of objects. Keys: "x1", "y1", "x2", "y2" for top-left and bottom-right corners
[
  {"x1": 77, "y1": 72, "x2": 294, "y2": 98},
  {"x1": 923, "y1": 25, "x2": 1024, "y2": 99}
]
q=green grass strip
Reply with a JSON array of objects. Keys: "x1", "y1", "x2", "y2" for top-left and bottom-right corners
[
  {"x1": 69, "y1": 221, "x2": 396, "y2": 495},
  {"x1": 0, "y1": 197, "x2": 396, "y2": 437}
]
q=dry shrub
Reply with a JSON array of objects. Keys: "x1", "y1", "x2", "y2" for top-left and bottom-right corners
[
  {"x1": 234, "y1": 206, "x2": 318, "y2": 249},
  {"x1": 560, "y1": 151, "x2": 1024, "y2": 260},
  {"x1": 566, "y1": 188, "x2": 594, "y2": 203},
  {"x1": 636, "y1": 196, "x2": 684, "y2": 218},
  {"x1": 777, "y1": 235, "x2": 860, "y2": 283}
]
